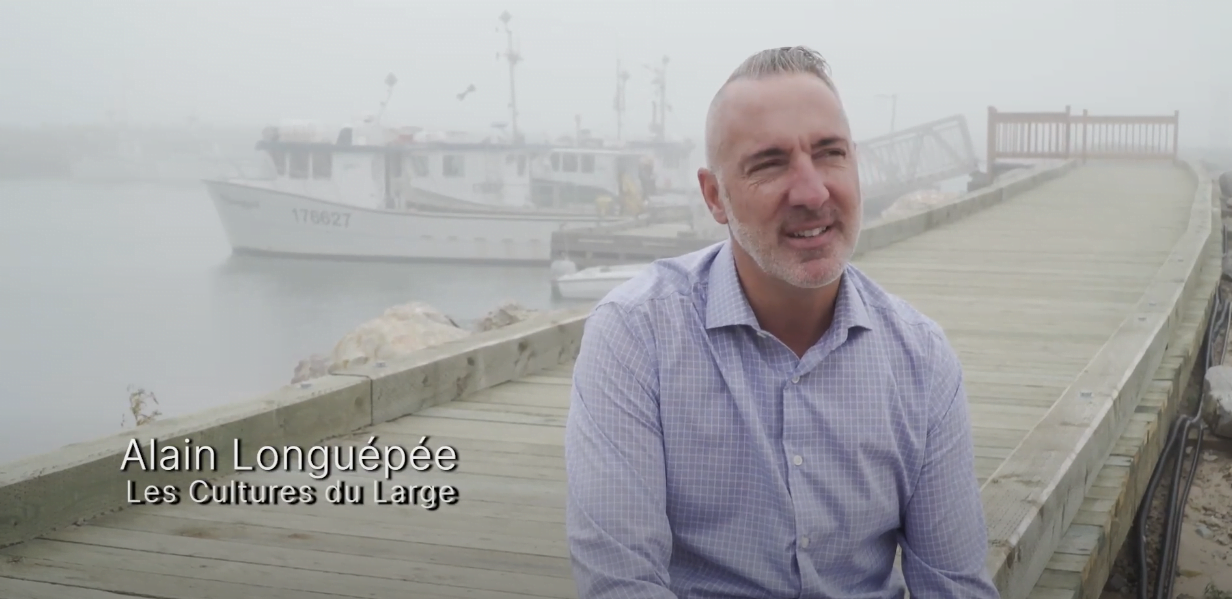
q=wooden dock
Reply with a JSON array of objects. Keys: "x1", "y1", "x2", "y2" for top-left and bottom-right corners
[
  {"x1": 549, "y1": 220, "x2": 722, "y2": 269},
  {"x1": 0, "y1": 159, "x2": 1220, "y2": 599}
]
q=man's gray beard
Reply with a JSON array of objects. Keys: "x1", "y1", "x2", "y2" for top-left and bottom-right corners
[{"x1": 719, "y1": 187, "x2": 858, "y2": 289}]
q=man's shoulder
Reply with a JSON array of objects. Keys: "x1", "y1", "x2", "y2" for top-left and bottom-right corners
[
  {"x1": 578, "y1": 242, "x2": 721, "y2": 356},
  {"x1": 849, "y1": 267, "x2": 962, "y2": 420},
  {"x1": 847, "y1": 265, "x2": 953, "y2": 360},
  {"x1": 575, "y1": 244, "x2": 720, "y2": 378},
  {"x1": 594, "y1": 242, "x2": 720, "y2": 317}
]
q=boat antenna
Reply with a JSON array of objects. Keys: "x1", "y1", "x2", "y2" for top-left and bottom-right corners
[
  {"x1": 645, "y1": 56, "x2": 669, "y2": 143},
  {"x1": 496, "y1": 11, "x2": 521, "y2": 143},
  {"x1": 377, "y1": 72, "x2": 398, "y2": 126},
  {"x1": 614, "y1": 60, "x2": 630, "y2": 141}
]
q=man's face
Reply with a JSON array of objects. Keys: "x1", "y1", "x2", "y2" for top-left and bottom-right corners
[{"x1": 700, "y1": 73, "x2": 861, "y2": 290}]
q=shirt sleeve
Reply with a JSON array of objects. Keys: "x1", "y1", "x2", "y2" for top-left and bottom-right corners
[
  {"x1": 899, "y1": 329, "x2": 1001, "y2": 598},
  {"x1": 564, "y1": 303, "x2": 678, "y2": 598}
]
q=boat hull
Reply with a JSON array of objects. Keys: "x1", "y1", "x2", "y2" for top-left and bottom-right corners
[
  {"x1": 552, "y1": 265, "x2": 648, "y2": 300},
  {"x1": 204, "y1": 180, "x2": 621, "y2": 265}
]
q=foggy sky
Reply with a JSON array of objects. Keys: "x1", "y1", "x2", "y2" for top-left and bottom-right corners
[{"x1": 1, "y1": 0, "x2": 1229, "y2": 152}]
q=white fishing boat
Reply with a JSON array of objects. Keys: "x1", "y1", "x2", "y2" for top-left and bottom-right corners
[
  {"x1": 552, "y1": 262, "x2": 650, "y2": 300},
  {"x1": 202, "y1": 11, "x2": 698, "y2": 265},
  {"x1": 202, "y1": 117, "x2": 686, "y2": 264}
]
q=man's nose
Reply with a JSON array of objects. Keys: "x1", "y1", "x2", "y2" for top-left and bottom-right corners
[{"x1": 784, "y1": 153, "x2": 830, "y2": 209}]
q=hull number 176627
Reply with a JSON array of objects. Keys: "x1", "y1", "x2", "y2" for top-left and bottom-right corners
[{"x1": 291, "y1": 208, "x2": 351, "y2": 228}]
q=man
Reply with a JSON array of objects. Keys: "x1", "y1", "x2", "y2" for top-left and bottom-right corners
[{"x1": 564, "y1": 46, "x2": 998, "y2": 599}]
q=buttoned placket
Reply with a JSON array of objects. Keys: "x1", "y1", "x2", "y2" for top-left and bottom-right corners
[
  {"x1": 785, "y1": 370, "x2": 810, "y2": 556},
  {"x1": 755, "y1": 327, "x2": 815, "y2": 557}
]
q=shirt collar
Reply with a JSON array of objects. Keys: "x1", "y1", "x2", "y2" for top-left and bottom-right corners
[{"x1": 703, "y1": 240, "x2": 874, "y2": 335}]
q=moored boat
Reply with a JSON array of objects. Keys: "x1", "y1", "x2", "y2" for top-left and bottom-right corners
[
  {"x1": 551, "y1": 262, "x2": 650, "y2": 300},
  {"x1": 203, "y1": 11, "x2": 700, "y2": 265},
  {"x1": 202, "y1": 119, "x2": 678, "y2": 264}
]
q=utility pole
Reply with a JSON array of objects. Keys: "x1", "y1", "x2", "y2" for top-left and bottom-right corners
[
  {"x1": 647, "y1": 56, "x2": 669, "y2": 143},
  {"x1": 497, "y1": 11, "x2": 521, "y2": 143},
  {"x1": 614, "y1": 61, "x2": 630, "y2": 141}
]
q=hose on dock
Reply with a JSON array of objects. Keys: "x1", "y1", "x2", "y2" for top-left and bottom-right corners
[{"x1": 1133, "y1": 238, "x2": 1229, "y2": 599}]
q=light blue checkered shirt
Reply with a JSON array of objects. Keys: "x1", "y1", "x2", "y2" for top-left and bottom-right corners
[{"x1": 564, "y1": 240, "x2": 999, "y2": 598}]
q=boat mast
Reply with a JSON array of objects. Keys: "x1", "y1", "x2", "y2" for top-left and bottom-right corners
[
  {"x1": 376, "y1": 72, "x2": 398, "y2": 126},
  {"x1": 648, "y1": 56, "x2": 669, "y2": 143},
  {"x1": 497, "y1": 11, "x2": 521, "y2": 143},
  {"x1": 614, "y1": 61, "x2": 630, "y2": 141}
]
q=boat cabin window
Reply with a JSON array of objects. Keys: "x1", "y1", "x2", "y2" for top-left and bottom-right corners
[
  {"x1": 410, "y1": 155, "x2": 429, "y2": 177},
  {"x1": 443, "y1": 155, "x2": 464, "y2": 177},
  {"x1": 550, "y1": 153, "x2": 560, "y2": 171},
  {"x1": 562, "y1": 153, "x2": 578, "y2": 173},
  {"x1": 289, "y1": 151, "x2": 309, "y2": 179},
  {"x1": 268, "y1": 150, "x2": 287, "y2": 176},
  {"x1": 581, "y1": 154, "x2": 595, "y2": 173},
  {"x1": 311, "y1": 151, "x2": 331, "y2": 179}
]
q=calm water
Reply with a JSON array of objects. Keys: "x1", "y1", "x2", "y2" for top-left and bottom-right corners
[{"x1": 0, "y1": 180, "x2": 571, "y2": 464}]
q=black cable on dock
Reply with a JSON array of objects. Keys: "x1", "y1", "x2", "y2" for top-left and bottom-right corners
[{"x1": 1134, "y1": 221, "x2": 1229, "y2": 599}]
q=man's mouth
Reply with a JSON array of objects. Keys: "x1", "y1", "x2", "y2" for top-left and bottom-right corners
[{"x1": 787, "y1": 226, "x2": 829, "y2": 239}]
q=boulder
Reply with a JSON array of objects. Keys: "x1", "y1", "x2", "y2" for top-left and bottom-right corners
[
  {"x1": 472, "y1": 300, "x2": 539, "y2": 333},
  {"x1": 329, "y1": 301, "x2": 471, "y2": 370},
  {"x1": 381, "y1": 301, "x2": 460, "y2": 328},
  {"x1": 1203, "y1": 365, "x2": 1232, "y2": 440},
  {"x1": 290, "y1": 300, "x2": 546, "y2": 384},
  {"x1": 291, "y1": 354, "x2": 330, "y2": 385}
]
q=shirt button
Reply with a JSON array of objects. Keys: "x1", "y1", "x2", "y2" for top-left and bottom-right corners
[
  {"x1": 793, "y1": 455, "x2": 803, "y2": 466},
  {"x1": 791, "y1": 376, "x2": 800, "y2": 384},
  {"x1": 800, "y1": 536, "x2": 810, "y2": 548}
]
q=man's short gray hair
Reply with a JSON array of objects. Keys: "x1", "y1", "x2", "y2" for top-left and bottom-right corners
[
  {"x1": 705, "y1": 46, "x2": 838, "y2": 172},
  {"x1": 726, "y1": 46, "x2": 835, "y2": 90}
]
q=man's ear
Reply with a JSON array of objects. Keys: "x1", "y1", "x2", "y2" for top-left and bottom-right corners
[{"x1": 698, "y1": 168, "x2": 729, "y2": 225}]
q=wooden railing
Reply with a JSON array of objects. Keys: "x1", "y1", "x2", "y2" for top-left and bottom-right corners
[{"x1": 987, "y1": 105, "x2": 1179, "y2": 169}]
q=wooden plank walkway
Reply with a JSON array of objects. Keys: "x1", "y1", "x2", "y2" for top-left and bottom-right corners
[
  {"x1": 1028, "y1": 242, "x2": 1218, "y2": 599},
  {"x1": 0, "y1": 162, "x2": 1202, "y2": 598}
]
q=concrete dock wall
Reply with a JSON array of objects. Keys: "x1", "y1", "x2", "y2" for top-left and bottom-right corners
[{"x1": 0, "y1": 158, "x2": 1080, "y2": 549}]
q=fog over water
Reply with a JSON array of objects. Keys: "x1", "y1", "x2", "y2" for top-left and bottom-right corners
[{"x1": 0, "y1": 0, "x2": 1229, "y2": 463}]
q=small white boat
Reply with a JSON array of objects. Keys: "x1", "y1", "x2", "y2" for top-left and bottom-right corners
[{"x1": 552, "y1": 263, "x2": 650, "y2": 300}]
